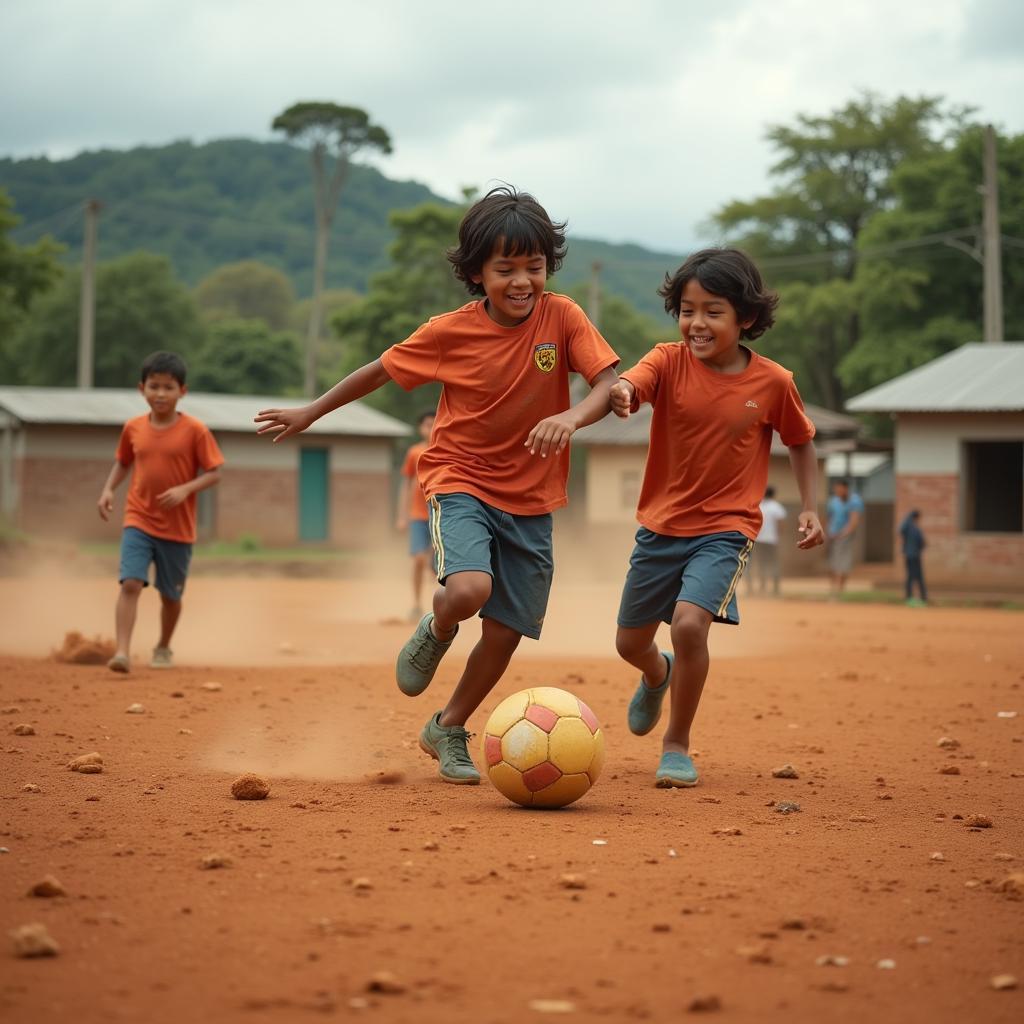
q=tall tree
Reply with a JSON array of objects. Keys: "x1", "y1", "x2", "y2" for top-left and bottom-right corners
[
  {"x1": 712, "y1": 94, "x2": 958, "y2": 408},
  {"x1": 194, "y1": 260, "x2": 295, "y2": 329},
  {"x1": 0, "y1": 189, "x2": 63, "y2": 383},
  {"x1": 191, "y1": 319, "x2": 302, "y2": 395},
  {"x1": 272, "y1": 103, "x2": 392, "y2": 396}
]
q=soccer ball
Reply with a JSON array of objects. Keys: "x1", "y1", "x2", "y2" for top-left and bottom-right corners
[{"x1": 481, "y1": 687, "x2": 605, "y2": 808}]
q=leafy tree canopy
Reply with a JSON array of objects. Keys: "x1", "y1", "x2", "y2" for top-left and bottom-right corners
[
  {"x1": 194, "y1": 260, "x2": 296, "y2": 329},
  {"x1": 190, "y1": 318, "x2": 302, "y2": 396}
]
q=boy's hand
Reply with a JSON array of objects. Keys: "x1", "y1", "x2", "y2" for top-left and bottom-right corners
[
  {"x1": 254, "y1": 405, "x2": 316, "y2": 442},
  {"x1": 525, "y1": 412, "x2": 577, "y2": 459},
  {"x1": 796, "y1": 512, "x2": 824, "y2": 549},
  {"x1": 97, "y1": 490, "x2": 114, "y2": 521},
  {"x1": 609, "y1": 380, "x2": 635, "y2": 418},
  {"x1": 157, "y1": 484, "x2": 191, "y2": 509}
]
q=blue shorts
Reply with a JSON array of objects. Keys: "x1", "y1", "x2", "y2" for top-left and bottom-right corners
[
  {"x1": 428, "y1": 493, "x2": 553, "y2": 640},
  {"x1": 119, "y1": 526, "x2": 192, "y2": 601},
  {"x1": 408, "y1": 519, "x2": 432, "y2": 556},
  {"x1": 618, "y1": 528, "x2": 753, "y2": 628}
]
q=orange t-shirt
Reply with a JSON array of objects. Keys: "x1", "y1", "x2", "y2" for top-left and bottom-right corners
[
  {"x1": 115, "y1": 413, "x2": 225, "y2": 543},
  {"x1": 380, "y1": 293, "x2": 618, "y2": 516},
  {"x1": 401, "y1": 441, "x2": 430, "y2": 522},
  {"x1": 621, "y1": 344, "x2": 815, "y2": 540}
]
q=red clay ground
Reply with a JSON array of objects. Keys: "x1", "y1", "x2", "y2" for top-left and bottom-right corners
[{"x1": 1, "y1": 576, "x2": 1022, "y2": 1023}]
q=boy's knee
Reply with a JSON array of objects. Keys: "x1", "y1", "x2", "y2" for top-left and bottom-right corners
[
  {"x1": 670, "y1": 605, "x2": 712, "y2": 648},
  {"x1": 615, "y1": 628, "x2": 643, "y2": 661},
  {"x1": 444, "y1": 571, "x2": 491, "y2": 611},
  {"x1": 120, "y1": 578, "x2": 144, "y2": 596}
]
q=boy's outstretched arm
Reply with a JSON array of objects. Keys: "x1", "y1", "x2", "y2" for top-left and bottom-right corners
[
  {"x1": 254, "y1": 359, "x2": 392, "y2": 442},
  {"x1": 788, "y1": 441, "x2": 825, "y2": 549},
  {"x1": 526, "y1": 366, "x2": 618, "y2": 458},
  {"x1": 97, "y1": 461, "x2": 130, "y2": 520}
]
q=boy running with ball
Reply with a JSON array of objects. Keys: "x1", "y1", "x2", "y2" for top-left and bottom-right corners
[
  {"x1": 609, "y1": 249, "x2": 823, "y2": 788},
  {"x1": 256, "y1": 187, "x2": 618, "y2": 784}
]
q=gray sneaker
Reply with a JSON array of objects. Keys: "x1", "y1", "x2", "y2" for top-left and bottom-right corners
[
  {"x1": 419, "y1": 711, "x2": 480, "y2": 785},
  {"x1": 150, "y1": 646, "x2": 174, "y2": 669},
  {"x1": 627, "y1": 651, "x2": 673, "y2": 735},
  {"x1": 396, "y1": 614, "x2": 457, "y2": 696}
]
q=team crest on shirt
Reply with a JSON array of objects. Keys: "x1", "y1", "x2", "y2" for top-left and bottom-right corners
[{"x1": 533, "y1": 343, "x2": 557, "y2": 373}]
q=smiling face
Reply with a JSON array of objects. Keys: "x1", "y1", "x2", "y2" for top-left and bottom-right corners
[
  {"x1": 472, "y1": 242, "x2": 547, "y2": 327},
  {"x1": 677, "y1": 278, "x2": 753, "y2": 372},
  {"x1": 140, "y1": 371, "x2": 185, "y2": 419}
]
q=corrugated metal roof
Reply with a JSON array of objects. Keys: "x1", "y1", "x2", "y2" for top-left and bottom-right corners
[
  {"x1": 0, "y1": 387, "x2": 412, "y2": 438},
  {"x1": 575, "y1": 401, "x2": 858, "y2": 447},
  {"x1": 846, "y1": 343, "x2": 1024, "y2": 413}
]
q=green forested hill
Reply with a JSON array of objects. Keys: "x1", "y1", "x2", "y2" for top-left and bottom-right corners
[{"x1": 0, "y1": 138, "x2": 682, "y2": 320}]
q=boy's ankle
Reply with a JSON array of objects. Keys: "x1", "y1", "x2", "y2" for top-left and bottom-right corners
[{"x1": 430, "y1": 619, "x2": 457, "y2": 642}]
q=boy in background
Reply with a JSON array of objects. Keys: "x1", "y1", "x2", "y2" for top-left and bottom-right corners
[
  {"x1": 97, "y1": 351, "x2": 224, "y2": 673},
  {"x1": 397, "y1": 409, "x2": 437, "y2": 621}
]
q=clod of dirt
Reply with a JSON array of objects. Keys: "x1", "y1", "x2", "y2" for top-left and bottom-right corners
[
  {"x1": 528, "y1": 999, "x2": 576, "y2": 1014},
  {"x1": 936, "y1": 736, "x2": 960, "y2": 749},
  {"x1": 366, "y1": 971, "x2": 405, "y2": 994},
  {"x1": 372, "y1": 770, "x2": 405, "y2": 785},
  {"x1": 27, "y1": 875, "x2": 66, "y2": 898},
  {"x1": 422, "y1": 841, "x2": 439, "y2": 851},
  {"x1": 77, "y1": 764, "x2": 102, "y2": 775},
  {"x1": 351, "y1": 877, "x2": 373, "y2": 891},
  {"x1": 772, "y1": 764, "x2": 799, "y2": 779},
  {"x1": 938, "y1": 765, "x2": 961, "y2": 775},
  {"x1": 559, "y1": 873, "x2": 587, "y2": 890},
  {"x1": 998, "y1": 873, "x2": 1024, "y2": 898},
  {"x1": 687, "y1": 994, "x2": 722, "y2": 1013},
  {"x1": 200, "y1": 853, "x2": 232, "y2": 870},
  {"x1": 22, "y1": 784, "x2": 40, "y2": 793},
  {"x1": 125, "y1": 704, "x2": 145, "y2": 715},
  {"x1": 52, "y1": 631, "x2": 116, "y2": 665},
  {"x1": 12, "y1": 724, "x2": 35, "y2": 736},
  {"x1": 776, "y1": 802, "x2": 802, "y2": 814},
  {"x1": 230, "y1": 774, "x2": 270, "y2": 800},
  {"x1": 930, "y1": 852, "x2": 945, "y2": 862},
  {"x1": 780, "y1": 917, "x2": 807, "y2": 930},
  {"x1": 964, "y1": 814, "x2": 992, "y2": 828},
  {"x1": 816, "y1": 955, "x2": 850, "y2": 967},
  {"x1": 876, "y1": 959, "x2": 896, "y2": 969},
  {"x1": 10, "y1": 923, "x2": 59, "y2": 957},
  {"x1": 711, "y1": 827, "x2": 743, "y2": 836},
  {"x1": 991, "y1": 974, "x2": 1018, "y2": 991},
  {"x1": 68, "y1": 753, "x2": 103, "y2": 771},
  {"x1": 1, "y1": 705, "x2": 22, "y2": 715},
  {"x1": 200, "y1": 681, "x2": 223, "y2": 692},
  {"x1": 736, "y1": 944, "x2": 772, "y2": 964}
]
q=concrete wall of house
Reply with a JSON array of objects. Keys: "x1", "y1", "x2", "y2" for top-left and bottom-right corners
[
  {"x1": 7, "y1": 424, "x2": 395, "y2": 548},
  {"x1": 894, "y1": 413, "x2": 1024, "y2": 585}
]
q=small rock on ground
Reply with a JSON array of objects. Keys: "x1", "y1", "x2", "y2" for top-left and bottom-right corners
[
  {"x1": 10, "y1": 923, "x2": 59, "y2": 957},
  {"x1": 27, "y1": 875, "x2": 66, "y2": 898},
  {"x1": 230, "y1": 773, "x2": 270, "y2": 800}
]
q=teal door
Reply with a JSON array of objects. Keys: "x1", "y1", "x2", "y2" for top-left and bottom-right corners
[{"x1": 299, "y1": 448, "x2": 329, "y2": 542}]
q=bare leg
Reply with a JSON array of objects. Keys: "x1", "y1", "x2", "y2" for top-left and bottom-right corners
[
  {"x1": 158, "y1": 594, "x2": 182, "y2": 648},
  {"x1": 662, "y1": 601, "x2": 714, "y2": 755},
  {"x1": 114, "y1": 579, "x2": 145, "y2": 658},
  {"x1": 440, "y1": 616, "x2": 523, "y2": 726},
  {"x1": 430, "y1": 570, "x2": 492, "y2": 639},
  {"x1": 411, "y1": 550, "x2": 430, "y2": 610},
  {"x1": 615, "y1": 622, "x2": 667, "y2": 689}
]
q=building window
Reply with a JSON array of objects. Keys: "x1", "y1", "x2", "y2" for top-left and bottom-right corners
[
  {"x1": 620, "y1": 469, "x2": 641, "y2": 511},
  {"x1": 963, "y1": 440, "x2": 1023, "y2": 533}
]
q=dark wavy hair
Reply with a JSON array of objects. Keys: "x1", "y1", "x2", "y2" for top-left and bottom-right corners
[
  {"x1": 448, "y1": 185, "x2": 567, "y2": 295},
  {"x1": 658, "y1": 248, "x2": 778, "y2": 340},
  {"x1": 140, "y1": 350, "x2": 187, "y2": 385}
]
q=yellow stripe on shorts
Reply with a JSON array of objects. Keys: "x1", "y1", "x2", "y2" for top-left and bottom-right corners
[
  {"x1": 428, "y1": 496, "x2": 445, "y2": 580},
  {"x1": 716, "y1": 538, "x2": 754, "y2": 617}
]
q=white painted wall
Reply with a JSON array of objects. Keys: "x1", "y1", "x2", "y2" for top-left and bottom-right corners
[{"x1": 896, "y1": 414, "x2": 1024, "y2": 473}]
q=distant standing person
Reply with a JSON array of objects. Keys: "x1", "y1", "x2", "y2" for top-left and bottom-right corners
[
  {"x1": 97, "y1": 351, "x2": 224, "y2": 673},
  {"x1": 748, "y1": 486, "x2": 787, "y2": 596},
  {"x1": 397, "y1": 409, "x2": 436, "y2": 621},
  {"x1": 900, "y1": 509, "x2": 927, "y2": 606},
  {"x1": 826, "y1": 479, "x2": 864, "y2": 596}
]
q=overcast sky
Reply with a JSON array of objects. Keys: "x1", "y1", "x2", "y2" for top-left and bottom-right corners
[{"x1": 2, "y1": 0, "x2": 1022, "y2": 251}]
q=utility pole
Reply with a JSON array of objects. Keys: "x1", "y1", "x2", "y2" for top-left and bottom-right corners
[
  {"x1": 77, "y1": 199, "x2": 101, "y2": 388},
  {"x1": 981, "y1": 125, "x2": 1003, "y2": 343},
  {"x1": 588, "y1": 260, "x2": 602, "y2": 329}
]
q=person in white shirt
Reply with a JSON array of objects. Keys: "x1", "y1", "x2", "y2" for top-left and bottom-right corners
[{"x1": 748, "y1": 486, "x2": 787, "y2": 596}]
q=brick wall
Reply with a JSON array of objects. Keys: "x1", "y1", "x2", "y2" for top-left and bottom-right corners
[
  {"x1": 19, "y1": 457, "x2": 119, "y2": 541},
  {"x1": 896, "y1": 473, "x2": 1024, "y2": 583}
]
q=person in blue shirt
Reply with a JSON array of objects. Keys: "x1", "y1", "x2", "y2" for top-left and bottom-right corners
[
  {"x1": 899, "y1": 509, "x2": 927, "y2": 605},
  {"x1": 826, "y1": 479, "x2": 864, "y2": 596}
]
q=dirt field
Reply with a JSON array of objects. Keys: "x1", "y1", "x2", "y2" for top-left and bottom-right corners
[{"x1": 1, "y1": 574, "x2": 1022, "y2": 1023}]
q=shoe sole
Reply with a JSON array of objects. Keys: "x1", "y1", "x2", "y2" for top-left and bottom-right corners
[
  {"x1": 655, "y1": 775, "x2": 699, "y2": 789},
  {"x1": 418, "y1": 737, "x2": 481, "y2": 785}
]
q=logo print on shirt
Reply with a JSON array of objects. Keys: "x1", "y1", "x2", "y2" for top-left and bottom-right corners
[
  {"x1": 533, "y1": 343, "x2": 557, "y2": 373},
  {"x1": 745, "y1": 400, "x2": 759, "y2": 408}
]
